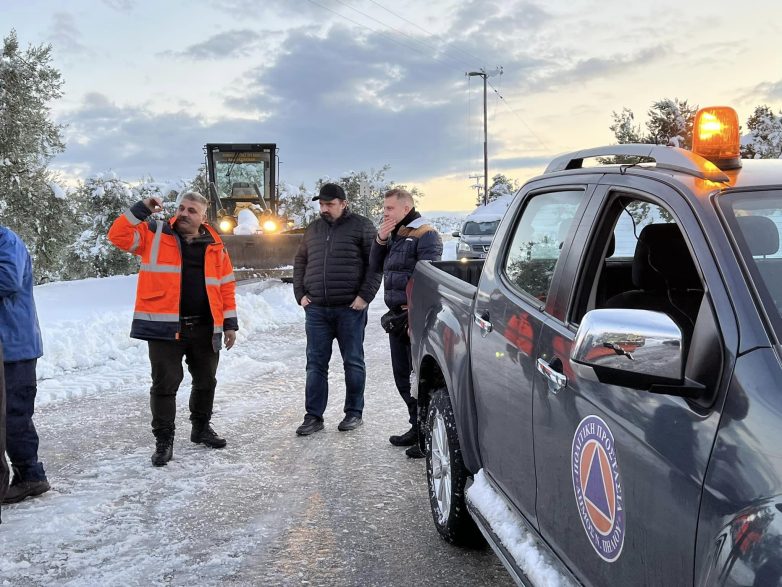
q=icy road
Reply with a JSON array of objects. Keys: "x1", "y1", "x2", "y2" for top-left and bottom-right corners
[{"x1": 0, "y1": 276, "x2": 512, "y2": 586}]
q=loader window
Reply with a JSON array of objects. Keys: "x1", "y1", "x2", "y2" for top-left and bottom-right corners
[{"x1": 213, "y1": 151, "x2": 270, "y2": 200}]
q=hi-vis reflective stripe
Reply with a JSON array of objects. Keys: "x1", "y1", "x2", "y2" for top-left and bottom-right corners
[
  {"x1": 223, "y1": 309, "x2": 237, "y2": 319},
  {"x1": 140, "y1": 264, "x2": 181, "y2": 274},
  {"x1": 140, "y1": 221, "x2": 179, "y2": 273},
  {"x1": 124, "y1": 209, "x2": 143, "y2": 226},
  {"x1": 150, "y1": 221, "x2": 164, "y2": 264},
  {"x1": 134, "y1": 312, "x2": 179, "y2": 322},
  {"x1": 129, "y1": 232, "x2": 140, "y2": 253},
  {"x1": 213, "y1": 326, "x2": 224, "y2": 334},
  {"x1": 205, "y1": 273, "x2": 235, "y2": 287}
]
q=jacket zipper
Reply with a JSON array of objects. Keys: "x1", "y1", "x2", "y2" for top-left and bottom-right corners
[{"x1": 323, "y1": 224, "x2": 333, "y2": 304}]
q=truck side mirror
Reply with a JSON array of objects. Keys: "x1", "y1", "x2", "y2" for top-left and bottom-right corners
[
  {"x1": 570, "y1": 309, "x2": 702, "y2": 398},
  {"x1": 452, "y1": 231, "x2": 461, "y2": 237}
]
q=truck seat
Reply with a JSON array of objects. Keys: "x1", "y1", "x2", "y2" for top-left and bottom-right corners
[{"x1": 603, "y1": 223, "x2": 703, "y2": 340}]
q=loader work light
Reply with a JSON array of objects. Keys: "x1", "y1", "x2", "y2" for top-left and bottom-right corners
[
  {"x1": 262, "y1": 219, "x2": 278, "y2": 233},
  {"x1": 219, "y1": 215, "x2": 237, "y2": 234},
  {"x1": 692, "y1": 106, "x2": 741, "y2": 170}
]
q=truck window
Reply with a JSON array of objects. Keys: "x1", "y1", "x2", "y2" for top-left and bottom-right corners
[
  {"x1": 719, "y1": 189, "x2": 782, "y2": 340},
  {"x1": 502, "y1": 190, "x2": 583, "y2": 302},
  {"x1": 574, "y1": 196, "x2": 703, "y2": 342},
  {"x1": 609, "y1": 201, "x2": 674, "y2": 259}
]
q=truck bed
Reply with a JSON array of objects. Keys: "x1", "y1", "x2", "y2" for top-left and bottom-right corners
[{"x1": 426, "y1": 259, "x2": 484, "y2": 288}]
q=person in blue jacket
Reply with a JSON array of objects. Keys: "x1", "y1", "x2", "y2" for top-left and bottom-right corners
[
  {"x1": 370, "y1": 188, "x2": 442, "y2": 458},
  {"x1": 0, "y1": 226, "x2": 49, "y2": 504},
  {"x1": 0, "y1": 341, "x2": 8, "y2": 520}
]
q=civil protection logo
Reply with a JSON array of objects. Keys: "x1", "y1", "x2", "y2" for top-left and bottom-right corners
[{"x1": 571, "y1": 415, "x2": 625, "y2": 562}]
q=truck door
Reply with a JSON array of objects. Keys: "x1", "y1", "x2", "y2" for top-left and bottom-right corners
[
  {"x1": 470, "y1": 184, "x2": 591, "y2": 523},
  {"x1": 532, "y1": 182, "x2": 734, "y2": 586}
]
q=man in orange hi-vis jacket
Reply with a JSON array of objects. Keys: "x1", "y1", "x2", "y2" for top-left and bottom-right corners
[{"x1": 109, "y1": 191, "x2": 238, "y2": 467}]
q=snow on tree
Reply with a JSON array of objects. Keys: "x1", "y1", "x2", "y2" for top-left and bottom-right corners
[
  {"x1": 480, "y1": 173, "x2": 518, "y2": 206},
  {"x1": 313, "y1": 165, "x2": 425, "y2": 221},
  {"x1": 609, "y1": 108, "x2": 644, "y2": 144},
  {"x1": 609, "y1": 98, "x2": 698, "y2": 149},
  {"x1": 741, "y1": 105, "x2": 782, "y2": 159},
  {"x1": 277, "y1": 182, "x2": 318, "y2": 227},
  {"x1": 65, "y1": 175, "x2": 176, "y2": 279},
  {"x1": 0, "y1": 29, "x2": 73, "y2": 282},
  {"x1": 646, "y1": 98, "x2": 697, "y2": 149}
]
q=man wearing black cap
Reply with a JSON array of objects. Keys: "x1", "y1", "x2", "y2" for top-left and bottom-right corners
[{"x1": 293, "y1": 183, "x2": 381, "y2": 435}]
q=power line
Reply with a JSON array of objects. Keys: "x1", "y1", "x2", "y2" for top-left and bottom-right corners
[
  {"x1": 304, "y1": 0, "x2": 466, "y2": 72},
  {"x1": 363, "y1": 0, "x2": 490, "y2": 68},
  {"x1": 487, "y1": 79, "x2": 550, "y2": 151}
]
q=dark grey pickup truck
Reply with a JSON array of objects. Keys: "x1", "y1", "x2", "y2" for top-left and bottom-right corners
[{"x1": 408, "y1": 107, "x2": 782, "y2": 586}]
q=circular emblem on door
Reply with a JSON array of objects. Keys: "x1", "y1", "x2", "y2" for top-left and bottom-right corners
[{"x1": 571, "y1": 415, "x2": 625, "y2": 562}]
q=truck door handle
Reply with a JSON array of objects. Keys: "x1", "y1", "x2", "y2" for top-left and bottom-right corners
[
  {"x1": 536, "y1": 358, "x2": 567, "y2": 393},
  {"x1": 474, "y1": 312, "x2": 492, "y2": 334}
]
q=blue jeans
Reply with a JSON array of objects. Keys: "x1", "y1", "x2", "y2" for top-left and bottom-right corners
[
  {"x1": 304, "y1": 304, "x2": 368, "y2": 419},
  {"x1": 4, "y1": 359, "x2": 46, "y2": 482}
]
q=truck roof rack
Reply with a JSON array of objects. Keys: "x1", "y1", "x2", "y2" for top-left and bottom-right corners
[{"x1": 544, "y1": 144, "x2": 730, "y2": 182}]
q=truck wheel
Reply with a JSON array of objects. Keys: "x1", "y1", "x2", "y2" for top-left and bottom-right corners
[{"x1": 425, "y1": 387, "x2": 482, "y2": 546}]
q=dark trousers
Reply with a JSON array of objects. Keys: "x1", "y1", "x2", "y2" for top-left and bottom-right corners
[
  {"x1": 4, "y1": 359, "x2": 46, "y2": 482},
  {"x1": 304, "y1": 304, "x2": 368, "y2": 419},
  {"x1": 0, "y1": 344, "x2": 7, "y2": 520},
  {"x1": 148, "y1": 323, "x2": 219, "y2": 436},
  {"x1": 389, "y1": 330, "x2": 417, "y2": 426}
]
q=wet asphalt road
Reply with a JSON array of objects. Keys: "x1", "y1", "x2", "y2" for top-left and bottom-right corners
[{"x1": 3, "y1": 288, "x2": 514, "y2": 587}]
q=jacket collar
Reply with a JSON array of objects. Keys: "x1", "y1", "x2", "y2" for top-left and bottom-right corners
[{"x1": 392, "y1": 208, "x2": 422, "y2": 236}]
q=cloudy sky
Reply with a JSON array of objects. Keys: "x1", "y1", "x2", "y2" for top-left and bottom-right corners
[{"x1": 4, "y1": 0, "x2": 782, "y2": 211}]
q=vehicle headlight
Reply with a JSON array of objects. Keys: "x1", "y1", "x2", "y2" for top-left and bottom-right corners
[
  {"x1": 219, "y1": 216, "x2": 237, "y2": 234},
  {"x1": 457, "y1": 241, "x2": 471, "y2": 252},
  {"x1": 262, "y1": 219, "x2": 278, "y2": 233}
]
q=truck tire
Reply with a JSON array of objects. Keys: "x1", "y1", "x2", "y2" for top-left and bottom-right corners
[{"x1": 425, "y1": 387, "x2": 482, "y2": 546}]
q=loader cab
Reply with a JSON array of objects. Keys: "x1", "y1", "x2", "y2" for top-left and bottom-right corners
[{"x1": 204, "y1": 143, "x2": 282, "y2": 234}]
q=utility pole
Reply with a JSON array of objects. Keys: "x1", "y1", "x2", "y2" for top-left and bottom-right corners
[
  {"x1": 468, "y1": 173, "x2": 484, "y2": 206},
  {"x1": 467, "y1": 66, "x2": 502, "y2": 206}
]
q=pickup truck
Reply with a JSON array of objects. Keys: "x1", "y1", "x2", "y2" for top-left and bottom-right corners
[{"x1": 408, "y1": 106, "x2": 782, "y2": 586}]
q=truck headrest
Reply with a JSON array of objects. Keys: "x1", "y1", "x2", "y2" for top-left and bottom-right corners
[{"x1": 736, "y1": 215, "x2": 779, "y2": 257}]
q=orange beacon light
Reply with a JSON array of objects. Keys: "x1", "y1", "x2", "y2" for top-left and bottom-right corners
[{"x1": 692, "y1": 106, "x2": 742, "y2": 170}]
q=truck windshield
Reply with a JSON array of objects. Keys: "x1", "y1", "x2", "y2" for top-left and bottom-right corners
[
  {"x1": 463, "y1": 220, "x2": 500, "y2": 236},
  {"x1": 212, "y1": 151, "x2": 269, "y2": 199},
  {"x1": 720, "y1": 189, "x2": 782, "y2": 338}
]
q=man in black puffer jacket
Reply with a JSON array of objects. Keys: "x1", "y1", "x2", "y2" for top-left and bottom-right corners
[
  {"x1": 370, "y1": 188, "x2": 442, "y2": 458},
  {"x1": 293, "y1": 183, "x2": 381, "y2": 436}
]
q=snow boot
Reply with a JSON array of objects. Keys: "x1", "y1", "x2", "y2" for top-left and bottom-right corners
[
  {"x1": 389, "y1": 426, "x2": 417, "y2": 446},
  {"x1": 190, "y1": 420, "x2": 227, "y2": 448},
  {"x1": 2, "y1": 468, "x2": 50, "y2": 504},
  {"x1": 151, "y1": 432, "x2": 174, "y2": 466}
]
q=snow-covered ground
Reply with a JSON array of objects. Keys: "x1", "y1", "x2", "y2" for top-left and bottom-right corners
[{"x1": 1, "y1": 240, "x2": 563, "y2": 586}]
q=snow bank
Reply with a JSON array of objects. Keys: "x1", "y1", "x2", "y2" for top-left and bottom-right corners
[
  {"x1": 467, "y1": 469, "x2": 575, "y2": 587},
  {"x1": 33, "y1": 275, "x2": 303, "y2": 405}
]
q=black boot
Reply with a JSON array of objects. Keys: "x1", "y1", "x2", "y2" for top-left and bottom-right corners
[
  {"x1": 389, "y1": 426, "x2": 417, "y2": 446},
  {"x1": 191, "y1": 419, "x2": 227, "y2": 448},
  {"x1": 151, "y1": 432, "x2": 174, "y2": 467}
]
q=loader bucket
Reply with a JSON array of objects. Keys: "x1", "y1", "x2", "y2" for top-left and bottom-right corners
[{"x1": 222, "y1": 233, "x2": 302, "y2": 281}]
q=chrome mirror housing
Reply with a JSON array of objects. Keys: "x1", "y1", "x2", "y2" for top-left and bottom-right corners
[{"x1": 571, "y1": 309, "x2": 684, "y2": 385}]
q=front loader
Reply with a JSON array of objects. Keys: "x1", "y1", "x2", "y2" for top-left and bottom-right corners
[{"x1": 204, "y1": 143, "x2": 302, "y2": 281}]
